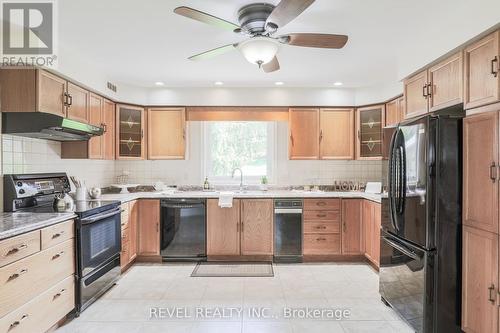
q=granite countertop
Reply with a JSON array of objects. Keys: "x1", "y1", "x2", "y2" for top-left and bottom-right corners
[
  {"x1": 0, "y1": 212, "x2": 77, "y2": 240},
  {"x1": 95, "y1": 190, "x2": 383, "y2": 204}
]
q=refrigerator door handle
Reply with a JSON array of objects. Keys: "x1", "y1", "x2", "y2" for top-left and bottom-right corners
[
  {"x1": 382, "y1": 235, "x2": 421, "y2": 261},
  {"x1": 388, "y1": 129, "x2": 398, "y2": 231}
]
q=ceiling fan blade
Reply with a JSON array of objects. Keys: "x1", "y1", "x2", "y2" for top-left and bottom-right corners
[
  {"x1": 265, "y1": 0, "x2": 315, "y2": 31},
  {"x1": 279, "y1": 33, "x2": 348, "y2": 49},
  {"x1": 174, "y1": 6, "x2": 240, "y2": 32},
  {"x1": 262, "y1": 56, "x2": 280, "y2": 73},
  {"x1": 188, "y1": 43, "x2": 238, "y2": 61}
]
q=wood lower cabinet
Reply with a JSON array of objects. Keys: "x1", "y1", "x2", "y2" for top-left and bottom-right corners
[
  {"x1": 147, "y1": 108, "x2": 186, "y2": 159},
  {"x1": 363, "y1": 200, "x2": 381, "y2": 267},
  {"x1": 341, "y1": 199, "x2": 363, "y2": 255},
  {"x1": 121, "y1": 201, "x2": 138, "y2": 270},
  {"x1": 116, "y1": 104, "x2": 146, "y2": 160},
  {"x1": 289, "y1": 108, "x2": 320, "y2": 160},
  {"x1": 463, "y1": 112, "x2": 499, "y2": 234},
  {"x1": 241, "y1": 199, "x2": 273, "y2": 256},
  {"x1": 461, "y1": 226, "x2": 498, "y2": 333},
  {"x1": 304, "y1": 199, "x2": 341, "y2": 255},
  {"x1": 464, "y1": 30, "x2": 500, "y2": 109},
  {"x1": 356, "y1": 106, "x2": 384, "y2": 160},
  {"x1": 138, "y1": 200, "x2": 160, "y2": 256},
  {"x1": 319, "y1": 108, "x2": 355, "y2": 160},
  {"x1": 207, "y1": 199, "x2": 241, "y2": 256}
]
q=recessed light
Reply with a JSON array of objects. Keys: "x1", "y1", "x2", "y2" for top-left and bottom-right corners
[
  {"x1": 333, "y1": 82, "x2": 343, "y2": 86},
  {"x1": 155, "y1": 81, "x2": 165, "y2": 86},
  {"x1": 214, "y1": 81, "x2": 224, "y2": 86},
  {"x1": 275, "y1": 81, "x2": 284, "y2": 86}
]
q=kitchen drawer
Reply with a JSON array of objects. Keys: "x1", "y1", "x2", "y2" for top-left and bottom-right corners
[
  {"x1": 0, "y1": 275, "x2": 74, "y2": 333},
  {"x1": 304, "y1": 199, "x2": 340, "y2": 211},
  {"x1": 120, "y1": 240, "x2": 130, "y2": 268},
  {"x1": 303, "y1": 233, "x2": 341, "y2": 255},
  {"x1": 303, "y1": 210, "x2": 340, "y2": 222},
  {"x1": 0, "y1": 239, "x2": 74, "y2": 318},
  {"x1": 41, "y1": 220, "x2": 74, "y2": 250},
  {"x1": 0, "y1": 230, "x2": 40, "y2": 268},
  {"x1": 304, "y1": 222, "x2": 340, "y2": 234}
]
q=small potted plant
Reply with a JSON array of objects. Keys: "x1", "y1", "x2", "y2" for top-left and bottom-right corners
[{"x1": 260, "y1": 176, "x2": 268, "y2": 191}]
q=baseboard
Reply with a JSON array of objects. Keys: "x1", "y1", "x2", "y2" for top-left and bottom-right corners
[
  {"x1": 303, "y1": 254, "x2": 366, "y2": 262},
  {"x1": 207, "y1": 255, "x2": 273, "y2": 262}
]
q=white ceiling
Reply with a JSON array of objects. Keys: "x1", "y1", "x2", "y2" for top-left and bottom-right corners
[{"x1": 59, "y1": 0, "x2": 500, "y2": 89}]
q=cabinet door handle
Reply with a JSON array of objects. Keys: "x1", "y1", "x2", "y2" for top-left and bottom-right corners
[
  {"x1": 490, "y1": 162, "x2": 497, "y2": 182},
  {"x1": 488, "y1": 284, "x2": 496, "y2": 303},
  {"x1": 183, "y1": 128, "x2": 186, "y2": 140},
  {"x1": 491, "y1": 56, "x2": 498, "y2": 77},
  {"x1": 10, "y1": 314, "x2": 28, "y2": 329},
  {"x1": 241, "y1": 222, "x2": 244, "y2": 233},
  {"x1": 319, "y1": 130, "x2": 323, "y2": 142},
  {"x1": 101, "y1": 123, "x2": 107, "y2": 133},
  {"x1": 422, "y1": 84, "x2": 428, "y2": 98},
  {"x1": 290, "y1": 133, "x2": 294, "y2": 146},
  {"x1": 6, "y1": 244, "x2": 28, "y2": 256},
  {"x1": 63, "y1": 92, "x2": 69, "y2": 106},
  {"x1": 357, "y1": 130, "x2": 361, "y2": 140},
  {"x1": 427, "y1": 83, "x2": 433, "y2": 97},
  {"x1": 343, "y1": 222, "x2": 346, "y2": 232},
  {"x1": 67, "y1": 94, "x2": 73, "y2": 106}
]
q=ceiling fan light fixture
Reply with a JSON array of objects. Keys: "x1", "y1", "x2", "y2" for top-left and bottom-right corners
[{"x1": 238, "y1": 37, "x2": 280, "y2": 66}]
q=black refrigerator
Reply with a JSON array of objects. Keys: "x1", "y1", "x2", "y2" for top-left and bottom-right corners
[{"x1": 379, "y1": 107, "x2": 463, "y2": 333}]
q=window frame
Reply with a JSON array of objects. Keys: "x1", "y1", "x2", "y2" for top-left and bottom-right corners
[{"x1": 201, "y1": 121, "x2": 277, "y2": 185}]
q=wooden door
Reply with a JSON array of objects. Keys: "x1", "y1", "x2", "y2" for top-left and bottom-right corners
[
  {"x1": 464, "y1": 31, "x2": 500, "y2": 109},
  {"x1": 138, "y1": 200, "x2": 160, "y2": 256},
  {"x1": 385, "y1": 99, "x2": 399, "y2": 127},
  {"x1": 88, "y1": 93, "x2": 103, "y2": 159},
  {"x1": 103, "y1": 99, "x2": 115, "y2": 160},
  {"x1": 463, "y1": 113, "x2": 499, "y2": 234},
  {"x1": 397, "y1": 96, "x2": 405, "y2": 121},
  {"x1": 289, "y1": 108, "x2": 319, "y2": 159},
  {"x1": 116, "y1": 104, "x2": 145, "y2": 160},
  {"x1": 341, "y1": 199, "x2": 363, "y2": 254},
  {"x1": 429, "y1": 52, "x2": 463, "y2": 111},
  {"x1": 241, "y1": 199, "x2": 273, "y2": 256},
  {"x1": 66, "y1": 82, "x2": 89, "y2": 123},
  {"x1": 461, "y1": 226, "x2": 498, "y2": 333},
  {"x1": 319, "y1": 108, "x2": 355, "y2": 159},
  {"x1": 147, "y1": 108, "x2": 186, "y2": 159},
  {"x1": 36, "y1": 70, "x2": 66, "y2": 117},
  {"x1": 371, "y1": 202, "x2": 381, "y2": 266},
  {"x1": 356, "y1": 105, "x2": 384, "y2": 160},
  {"x1": 129, "y1": 200, "x2": 138, "y2": 261},
  {"x1": 207, "y1": 199, "x2": 241, "y2": 256},
  {"x1": 404, "y1": 70, "x2": 428, "y2": 119},
  {"x1": 363, "y1": 200, "x2": 373, "y2": 259}
]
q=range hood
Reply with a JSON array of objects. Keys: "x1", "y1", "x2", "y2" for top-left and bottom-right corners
[{"x1": 2, "y1": 112, "x2": 104, "y2": 141}]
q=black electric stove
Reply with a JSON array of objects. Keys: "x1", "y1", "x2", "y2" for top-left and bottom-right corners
[{"x1": 3, "y1": 173, "x2": 122, "y2": 315}]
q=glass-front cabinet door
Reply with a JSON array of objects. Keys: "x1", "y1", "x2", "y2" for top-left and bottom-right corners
[
  {"x1": 116, "y1": 104, "x2": 145, "y2": 159},
  {"x1": 356, "y1": 105, "x2": 385, "y2": 160}
]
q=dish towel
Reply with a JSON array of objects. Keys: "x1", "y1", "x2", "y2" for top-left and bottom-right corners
[{"x1": 218, "y1": 192, "x2": 234, "y2": 208}]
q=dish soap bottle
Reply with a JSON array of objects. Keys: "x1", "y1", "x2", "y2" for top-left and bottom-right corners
[{"x1": 203, "y1": 177, "x2": 210, "y2": 190}]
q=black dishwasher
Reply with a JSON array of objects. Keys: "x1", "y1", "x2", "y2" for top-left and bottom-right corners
[{"x1": 160, "y1": 199, "x2": 206, "y2": 261}]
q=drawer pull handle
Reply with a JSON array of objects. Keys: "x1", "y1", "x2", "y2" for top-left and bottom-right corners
[
  {"x1": 10, "y1": 314, "x2": 28, "y2": 329},
  {"x1": 7, "y1": 269, "x2": 28, "y2": 282},
  {"x1": 316, "y1": 214, "x2": 327, "y2": 218},
  {"x1": 53, "y1": 288, "x2": 67, "y2": 300},
  {"x1": 316, "y1": 238, "x2": 327, "y2": 241},
  {"x1": 316, "y1": 202, "x2": 326, "y2": 206},
  {"x1": 52, "y1": 231, "x2": 64, "y2": 239},
  {"x1": 315, "y1": 226, "x2": 327, "y2": 230},
  {"x1": 6, "y1": 244, "x2": 28, "y2": 256},
  {"x1": 488, "y1": 284, "x2": 496, "y2": 303},
  {"x1": 52, "y1": 251, "x2": 64, "y2": 260}
]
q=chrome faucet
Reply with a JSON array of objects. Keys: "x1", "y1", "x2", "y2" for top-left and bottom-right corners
[{"x1": 232, "y1": 168, "x2": 244, "y2": 191}]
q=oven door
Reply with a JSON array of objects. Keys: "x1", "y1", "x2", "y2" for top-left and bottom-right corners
[
  {"x1": 379, "y1": 231, "x2": 435, "y2": 333},
  {"x1": 78, "y1": 208, "x2": 122, "y2": 277}
]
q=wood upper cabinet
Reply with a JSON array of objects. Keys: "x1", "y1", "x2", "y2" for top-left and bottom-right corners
[
  {"x1": 463, "y1": 112, "x2": 499, "y2": 234},
  {"x1": 289, "y1": 108, "x2": 320, "y2": 159},
  {"x1": 116, "y1": 104, "x2": 146, "y2": 160},
  {"x1": 385, "y1": 96, "x2": 405, "y2": 128},
  {"x1": 461, "y1": 226, "x2": 498, "y2": 333},
  {"x1": 404, "y1": 70, "x2": 429, "y2": 119},
  {"x1": 464, "y1": 30, "x2": 500, "y2": 109},
  {"x1": 37, "y1": 70, "x2": 67, "y2": 117},
  {"x1": 319, "y1": 108, "x2": 355, "y2": 160},
  {"x1": 147, "y1": 108, "x2": 186, "y2": 159},
  {"x1": 356, "y1": 105, "x2": 384, "y2": 160},
  {"x1": 138, "y1": 199, "x2": 160, "y2": 256},
  {"x1": 428, "y1": 52, "x2": 463, "y2": 111},
  {"x1": 103, "y1": 99, "x2": 116, "y2": 160},
  {"x1": 241, "y1": 199, "x2": 273, "y2": 256},
  {"x1": 207, "y1": 199, "x2": 241, "y2": 256},
  {"x1": 66, "y1": 82, "x2": 90, "y2": 123},
  {"x1": 88, "y1": 93, "x2": 103, "y2": 159},
  {"x1": 341, "y1": 199, "x2": 363, "y2": 255}
]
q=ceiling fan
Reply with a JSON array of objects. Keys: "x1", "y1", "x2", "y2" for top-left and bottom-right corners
[{"x1": 174, "y1": 0, "x2": 348, "y2": 73}]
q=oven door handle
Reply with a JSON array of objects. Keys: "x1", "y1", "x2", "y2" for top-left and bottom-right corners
[
  {"x1": 274, "y1": 209, "x2": 303, "y2": 214},
  {"x1": 382, "y1": 236, "x2": 421, "y2": 261},
  {"x1": 80, "y1": 208, "x2": 122, "y2": 225}
]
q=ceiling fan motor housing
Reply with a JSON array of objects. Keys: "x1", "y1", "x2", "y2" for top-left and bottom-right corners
[{"x1": 237, "y1": 3, "x2": 275, "y2": 35}]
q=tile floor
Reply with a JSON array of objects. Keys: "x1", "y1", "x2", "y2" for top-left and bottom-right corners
[{"x1": 57, "y1": 263, "x2": 414, "y2": 333}]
